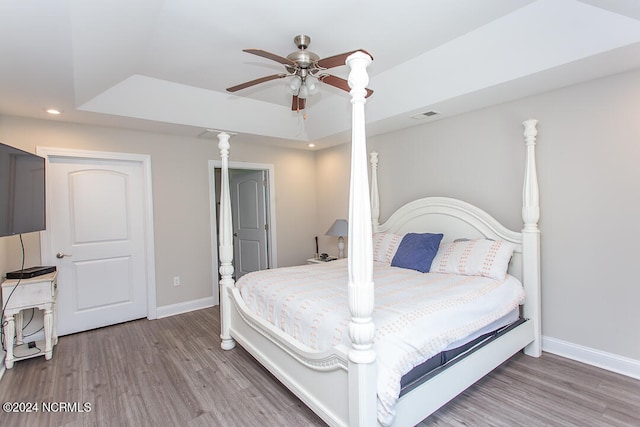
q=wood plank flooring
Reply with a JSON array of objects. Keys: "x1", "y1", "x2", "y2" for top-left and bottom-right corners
[{"x1": 0, "y1": 306, "x2": 638, "y2": 426}]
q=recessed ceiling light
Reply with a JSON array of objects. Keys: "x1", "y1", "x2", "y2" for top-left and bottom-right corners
[
  {"x1": 45, "y1": 108, "x2": 62, "y2": 115},
  {"x1": 308, "y1": 143, "x2": 315, "y2": 148}
]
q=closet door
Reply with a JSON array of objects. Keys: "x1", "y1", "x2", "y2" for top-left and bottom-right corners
[{"x1": 230, "y1": 169, "x2": 268, "y2": 279}]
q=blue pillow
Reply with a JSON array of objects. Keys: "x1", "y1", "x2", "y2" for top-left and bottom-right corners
[{"x1": 391, "y1": 233, "x2": 444, "y2": 273}]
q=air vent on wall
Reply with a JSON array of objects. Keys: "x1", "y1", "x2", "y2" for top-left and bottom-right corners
[{"x1": 411, "y1": 110, "x2": 440, "y2": 120}]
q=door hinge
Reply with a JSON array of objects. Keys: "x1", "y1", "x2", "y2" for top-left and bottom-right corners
[{"x1": 265, "y1": 223, "x2": 269, "y2": 231}]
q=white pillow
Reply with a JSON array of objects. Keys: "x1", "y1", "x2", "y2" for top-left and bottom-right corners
[
  {"x1": 431, "y1": 239, "x2": 516, "y2": 280},
  {"x1": 372, "y1": 232, "x2": 403, "y2": 264}
]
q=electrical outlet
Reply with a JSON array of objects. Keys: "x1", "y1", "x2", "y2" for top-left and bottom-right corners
[{"x1": 173, "y1": 276, "x2": 181, "y2": 287}]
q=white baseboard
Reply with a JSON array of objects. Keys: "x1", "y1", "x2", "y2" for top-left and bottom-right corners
[
  {"x1": 156, "y1": 296, "x2": 217, "y2": 319},
  {"x1": 542, "y1": 335, "x2": 640, "y2": 380}
]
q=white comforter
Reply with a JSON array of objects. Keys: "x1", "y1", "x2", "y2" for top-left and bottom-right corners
[{"x1": 236, "y1": 259, "x2": 525, "y2": 425}]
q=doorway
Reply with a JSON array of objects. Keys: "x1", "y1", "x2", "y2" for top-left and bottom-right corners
[
  {"x1": 209, "y1": 161, "x2": 277, "y2": 282},
  {"x1": 38, "y1": 147, "x2": 157, "y2": 335}
]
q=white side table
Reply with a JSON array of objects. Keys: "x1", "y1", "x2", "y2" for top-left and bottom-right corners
[
  {"x1": 307, "y1": 256, "x2": 338, "y2": 264},
  {"x1": 2, "y1": 272, "x2": 58, "y2": 369}
]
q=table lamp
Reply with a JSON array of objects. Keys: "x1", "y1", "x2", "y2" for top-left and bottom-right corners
[{"x1": 325, "y1": 219, "x2": 348, "y2": 258}]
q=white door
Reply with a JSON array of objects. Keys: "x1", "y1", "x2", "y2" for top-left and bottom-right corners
[
  {"x1": 230, "y1": 169, "x2": 269, "y2": 279},
  {"x1": 46, "y1": 155, "x2": 150, "y2": 335}
]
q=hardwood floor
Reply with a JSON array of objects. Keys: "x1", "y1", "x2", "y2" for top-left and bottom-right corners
[{"x1": 0, "y1": 307, "x2": 638, "y2": 426}]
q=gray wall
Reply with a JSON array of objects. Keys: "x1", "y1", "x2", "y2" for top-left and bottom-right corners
[
  {"x1": 315, "y1": 69, "x2": 640, "y2": 361},
  {"x1": 0, "y1": 116, "x2": 317, "y2": 310}
]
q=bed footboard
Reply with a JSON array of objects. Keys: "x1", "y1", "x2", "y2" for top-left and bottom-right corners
[{"x1": 226, "y1": 287, "x2": 352, "y2": 426}]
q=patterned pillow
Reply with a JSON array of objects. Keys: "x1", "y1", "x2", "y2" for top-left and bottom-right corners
[
  {"x1": 431, "y1": 239, "x2": 516, "y2": 280},
  {"x1": 372, "y1": 232, "x2": 403, "y2": 264}
]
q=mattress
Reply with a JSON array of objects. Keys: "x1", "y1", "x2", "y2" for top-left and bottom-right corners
[{"x1": 236, "y1": 258, "x2": 525, "y2": 426}]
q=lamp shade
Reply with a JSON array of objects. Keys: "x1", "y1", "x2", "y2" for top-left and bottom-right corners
[{"x1": 325, "y1": 219, "x2": 348, "y2": 237}]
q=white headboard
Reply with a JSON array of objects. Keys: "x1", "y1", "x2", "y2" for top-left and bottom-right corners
[
  {"x1": 376, "y1": 196, "x2": 523, "y2": 282},
  {"x1": 369, "y1": 119, "x2": 541, "y2": 356}
]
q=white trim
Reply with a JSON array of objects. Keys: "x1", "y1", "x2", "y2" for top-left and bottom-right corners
[
  {"x1": 35, "y1": 146, "x2": 158, "y2": 320},
  {"x1": 542, "y1": 335, "x2": 640, "y2": 380},
  {"x1": 208, "y1": 161, "x2": 220, "y2": 306},
  {"x1": 156, "y1": 296, "x2": 216, "y2": 319}
]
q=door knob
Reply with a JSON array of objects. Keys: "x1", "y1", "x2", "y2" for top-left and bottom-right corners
[{"x1": 56, "y1": 252, "x2": 72, "y2": 259}]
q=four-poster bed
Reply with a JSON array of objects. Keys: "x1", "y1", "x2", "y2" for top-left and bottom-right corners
[{"x1": 216, "y1": 51, "x2": 541, "y2": 426}]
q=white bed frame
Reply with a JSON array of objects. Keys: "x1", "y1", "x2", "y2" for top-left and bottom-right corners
[{"x1": 216, "y1": 52, "x2": 541, "y2": 427}]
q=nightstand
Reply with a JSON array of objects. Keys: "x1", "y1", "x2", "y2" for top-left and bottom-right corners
[
  {"x1": 1, "y1": 272, "x2": 58, "y2": 369},
  {"x1": 307, "y1": 256, "x2": 338, "y2": 264}
]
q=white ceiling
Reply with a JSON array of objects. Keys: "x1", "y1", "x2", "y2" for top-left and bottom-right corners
[{"x1": 1, "y1": 0, "x2": 640, "y2": 150}]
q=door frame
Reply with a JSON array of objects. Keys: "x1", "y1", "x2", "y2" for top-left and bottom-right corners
[
  {"x1": 36, "y1": 146, "x2": 158, "y2": 320},
  {"x1": 208, "y1": 160, "x2": 277, "y2": 294}
]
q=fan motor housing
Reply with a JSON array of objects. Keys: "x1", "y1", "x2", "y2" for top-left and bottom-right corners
[
  {"x1": 287, "y1": 34, "x2": 319, "y2": 69},
  {"x1": 287, "y1": 50, "x2": 319, "y2": 69}
]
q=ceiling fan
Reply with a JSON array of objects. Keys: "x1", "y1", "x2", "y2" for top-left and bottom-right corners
[{"x1": 226, "y1": 35, "x2": 373, "y2": 112}]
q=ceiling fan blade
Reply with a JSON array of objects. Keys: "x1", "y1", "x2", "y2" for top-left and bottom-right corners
[
  {"x1": 291, "y1": 95, "x2": 306, "y2": 111},
  {"x1": 319, "y1": 75, "x2": 374, "y2": 98},
  {"x1": 243, "y1": 49, "x2": 297, "y2": 67},
  {"x1": 316, "y1": 49, "x2": 373, "y2": 69},
  {"x1": 226, "y1": 74, "x2": 287, "y2": 92}
]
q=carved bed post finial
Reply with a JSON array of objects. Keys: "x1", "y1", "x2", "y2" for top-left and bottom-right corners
[
  {"x1": 521, "y1": 119, "x2": 541, "y2": 357},
  {"x1": 218, "y1": 131, "x2": 236, "y2": 351},
  {"x1": 370, "y1": 152, "x2": 380, "y2": 232},
  {"x1": 346, "y1": 51, "x2": 377, "y2": 426}
]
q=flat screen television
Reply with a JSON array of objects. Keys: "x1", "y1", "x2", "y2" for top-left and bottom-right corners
[{"x1": 0, "y1": 142, "x2": 46, "y2": 237}]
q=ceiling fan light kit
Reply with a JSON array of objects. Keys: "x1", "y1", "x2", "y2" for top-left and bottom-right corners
[{"x1": 227, "y1": 35, "x2": 373, "y2": 112}]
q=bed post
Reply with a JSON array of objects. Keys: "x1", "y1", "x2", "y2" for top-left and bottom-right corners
[
  {"x1": 218, "y1": 132, "x2": 236, "y2": 351},
  {"x1": 521, "y1": 119, "x2": 542, "y2": 357},
  {"x1": 370, "y1": 152, "x2": 380, "y2": 232},
  {"x1": 346, "y1": 51, "x2": 377, "y2": 427}
]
